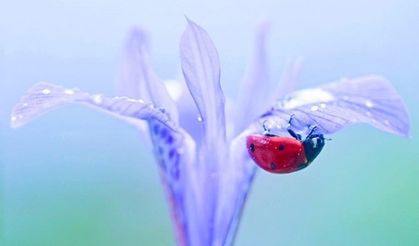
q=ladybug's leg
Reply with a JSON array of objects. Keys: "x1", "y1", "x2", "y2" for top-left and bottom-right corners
[
  {"x1": 287, "y1": 128, "x2": 302, "y2": 141},
  {"x1": 287, "y1": 114, "x2": 302, "y2": 140},
  {"x1": 306, "y1": 126, "x2": 318, "y2": 139},
  {"x1": 262, "y1": 120, "x2": 271, "y2": 135},
  {"x1": 288, "y1": 114, "x2": 295, "y2": 125}
]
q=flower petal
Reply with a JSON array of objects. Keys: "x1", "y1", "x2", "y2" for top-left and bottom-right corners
[
  {"x1": 148, "y1": 120, "x2": 197, "y2": 246},
  {"x1": 260, "y1": 76, "x2": 411, "y2": 137},
  {"x1": 11, "y1": 81, "x2": 200, "y2": 245},
  {"x1": 119, "y1": 27, "x2": 179, "y2": 123},
  {"x1": 214, "y1": 129, "x2": 258, "y2": 245},
  {"x1": 11, "y1": 82, "x2": 177, "y2": 130},
  {"x1": 277, "y1": 58, "x2": 304, "y2": 97},
  {"x1": 234, "y1": 22, "x2": 272, "y2": 136},
  {"x1": 180, "y1": 18, "x2": 226, "y2": 144},
  {"x1": 164, "y1": 79, "x2": 204, "y2": 143}
]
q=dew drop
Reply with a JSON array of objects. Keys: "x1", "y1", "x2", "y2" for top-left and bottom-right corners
[
  {"x1": 64, "y1": 89, "x2": 75, "y2": 95},
  {"x1": 365, "y1": 100, "x2": 374, "y2": 108},
  {"x1": 42, "y1": 88, "x2": 51, "y2": 95},
  {"x1": 311, "y1": 105, "x2": 319, "y2": 111},
  {"x1": 93, "y1": 94, "x2": 103, "y2": 104},
  {"x1": 197, "y1": 116, "x2": 203, "y2": 122},
  {"x1": 320, "y1": 103, "x2": 326, "y2": 108}
]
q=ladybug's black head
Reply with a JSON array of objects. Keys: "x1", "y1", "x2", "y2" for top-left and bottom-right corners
[{"x1": 303, "y1": 135, "x2": 325, "y2": 163}]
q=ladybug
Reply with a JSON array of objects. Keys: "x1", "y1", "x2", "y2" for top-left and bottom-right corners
[{"x1": 246, "y1": 126, "x2": 325, "y2": 173}]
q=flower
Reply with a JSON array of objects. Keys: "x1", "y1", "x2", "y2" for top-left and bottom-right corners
[{"x1": 11, "y1": 19, "x2": 410, "y2": 246}]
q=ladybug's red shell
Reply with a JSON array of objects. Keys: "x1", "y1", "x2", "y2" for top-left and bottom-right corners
[{"x1": 246, "y1": 134, "x2": 309, "y2": 173}]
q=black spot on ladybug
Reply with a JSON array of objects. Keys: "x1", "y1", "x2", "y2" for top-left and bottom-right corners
[
  {"x1": 250, "y1": 143, "x2": 255, "y2": 152},
  {"x1": 278, "y1": 144, "x2": 285, "y2": 151},
  {"x1": 270, "y1": 162, "x2": 277, "y2": 170}
]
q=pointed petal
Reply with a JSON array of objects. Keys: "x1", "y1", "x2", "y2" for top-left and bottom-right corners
[
  {"x1": 234, "y1": 22, "x2": 271, "y2": 135},
  {"x1": 180, "y1": 19, "x2": 226, "y2": 144},
  {"x1": 119, "y1": 27, "x2": 179, "y2": 123},
  {"x1": 11, "y1": 82, "x2": 177, "y2": 130},
  {"x1": 260, "y1": 76, "x2": 411, "y2": 137}
]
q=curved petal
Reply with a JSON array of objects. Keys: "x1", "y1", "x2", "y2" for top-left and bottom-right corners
[
  {"x1": 119, "y1": 27, "x2": 179, "y2": 124},
  {"x1": 180, "y1": 18, "x2": 226, "y2": 145},
  {"x1": 260, "y1": 76, "x2": 411, "y2": 137},
  {"x1": 234, "y1": 22, "x2": 271, "y2": 136},
  {"x1": 148, "y1": 120, "x2": 197, "y2": 246},
  {"x1": 11, "y1": 82, "x2": 177, "y2": 130},
  {"x1": 11, "y1": 81, "x2": 201, "y2": 246}
]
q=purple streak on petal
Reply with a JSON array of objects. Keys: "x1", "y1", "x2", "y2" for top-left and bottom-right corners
[
  {"x1": 180, "y1": 18, "x2": 226, "y2": 145},
  {"x1": 119, "y1": 27, "x2": 179, "y2": 124},
  {"x1": 11, "y1": 82, "x2": 177, "y2": 130},
  {"x1": 11, "y1": 81, "x2": 199, "y2": 245},
  {"x1": 148, "y1": 120, "x2": 197, "y2": 246},
  {"x1": 261, "y1": 76, "x2": 411, "y2": 137},
  {"x1": 234, "y1": 22, "x2": 271, "y2": 136}
]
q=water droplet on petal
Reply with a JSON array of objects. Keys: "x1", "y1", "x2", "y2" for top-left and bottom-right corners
[
  {"x1": 64, "y1": 89, "x2": 75, "y2": 95},
  {"x1": 93, "y1": 94, "x2": 103, "y2": 104},
  {"x1": 365, "y1": 100, "x2": 374, "y2": 108},
  {"x1": 320, "y1": 103, "x2": 326, "y2": 108},
  {"x1": 311, "y1": 105, "x2": 319, "y2": 111},
  {"x1": 42, "y1": 88, "x2": 51, "y2": 95},
  {"x1": 197, "y1": 116, "x2": 203, "y2": 122}
]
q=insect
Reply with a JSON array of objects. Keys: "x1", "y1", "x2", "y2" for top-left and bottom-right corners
[{"x1": 246, "y1": 123, "x2": 325, "y2": 174}]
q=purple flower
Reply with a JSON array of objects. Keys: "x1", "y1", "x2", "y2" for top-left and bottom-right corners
[{"x1": 11, "y1": 19, "x2": 410, "y2": 246}]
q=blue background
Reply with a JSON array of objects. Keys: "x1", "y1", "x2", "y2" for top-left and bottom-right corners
[{"x1": 1, "y1": 0, "x2": 418, "y2": 245}]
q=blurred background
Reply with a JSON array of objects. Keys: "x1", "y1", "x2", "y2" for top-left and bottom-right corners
[{"x1": 1, "y1": 0, "x2": 418, "y2": 245}]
